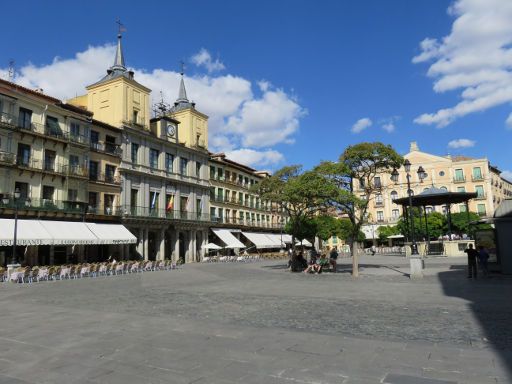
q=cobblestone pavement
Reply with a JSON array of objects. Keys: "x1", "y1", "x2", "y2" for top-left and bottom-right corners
[{"x1": 1, "y1": 255, "x2": 511, "y2": 383}]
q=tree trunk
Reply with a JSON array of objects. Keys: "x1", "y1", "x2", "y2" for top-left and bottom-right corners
[{"x1": 351, "y1": 240, "x2": 359, "y2": 277}]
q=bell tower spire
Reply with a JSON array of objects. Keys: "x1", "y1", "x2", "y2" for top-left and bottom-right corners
[{"x1": 112, "y1": 20, "x2": 126, "y2": 71}]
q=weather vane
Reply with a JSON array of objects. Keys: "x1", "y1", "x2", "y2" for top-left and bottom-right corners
[
  {"x1": 152, "y1": 91, "x2": 170, "y2": 117},
  {"x1": 116, "y1": 19, "x2": 126, "y2": 36}
]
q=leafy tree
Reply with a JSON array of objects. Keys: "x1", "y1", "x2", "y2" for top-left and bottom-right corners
[
  {"x1": 253, "y1": 165, "x2": 331, "y2": 269},
  {"x1": 377, "y1": 225, "x2": 401, "y2": 243},
  {"x1": 397, "y1": 209, "x2": 446, "y2": 240},
  {"x1": 285, "y1": 217, "x2": 317, "y2": 242},
  {"x1": 313, "y1": 215, "x2": 341, "y2": 241},
  {"x1": 315, "y1": 142, "x2": 403, "y2": 277},
  {"x1": 447, "y1": 212, "x2": 491, "y2": 236}
]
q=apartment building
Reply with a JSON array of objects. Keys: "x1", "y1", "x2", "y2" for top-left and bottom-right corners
[
  {"x1": 0, "y1": 79, "x2": 134, "y2": 266},
  {"x1": 363, "y1": 141, "x2": 512, "y2": 240}
]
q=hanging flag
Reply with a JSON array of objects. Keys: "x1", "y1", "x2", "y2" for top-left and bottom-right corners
[
  {"x1": 186, "y1": 195, "x2": 193, "y2": 211},
  {"x1": 166, "y1": 195, "x2": 174, "y2": 212},
  {"x1": 151, "y1": 191, "x2": 157, "y2": 209}
]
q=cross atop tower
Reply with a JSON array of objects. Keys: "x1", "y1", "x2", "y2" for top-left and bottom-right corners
[{"x1": 116, "y1": 19, "x2": 126, "y2": 37}]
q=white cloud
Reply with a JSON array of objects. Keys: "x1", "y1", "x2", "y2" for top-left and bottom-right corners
[
  {"x1": 502, "y1": 170, "x2": 512, "y2": 181},
  {"x1": 382, "y1": 122, "x2": 395, "y2": 133},
  {"x1": 413, "y1": 0, "x2": 512, "y2": 128},
  {"x1": 447, "y1": 138, "x2": 476, "y2": 148},
  {"x1": 225, "y1": 148, "x2": 284, "y2": 168},
  {"x1": 351, "y1": 117, "x2": 372, "y2": 133},
  {"x1": 1, "y1": 44, "x2": 303, "y2": 169},
  {"x1": 191, "y1": 48, "x2": 225, "y2": 73},
  {"x1": 506, "y1": 112, "x2": 512, "y2": 129}
]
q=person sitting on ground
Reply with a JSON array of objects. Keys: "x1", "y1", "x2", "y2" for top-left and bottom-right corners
[
  {"x1": 303, "y1": 253, "x2": 323, "y2": 274},
  {"x1": 316, "y1": 253, "x2": 330, "y2": 273},
  {"x1": 329, "y1": 247, "x2": 338, "y2": 273}
]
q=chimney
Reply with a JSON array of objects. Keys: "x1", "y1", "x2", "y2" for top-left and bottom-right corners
[{"x1": 410, "y1": 141, "x2": 419, "y2": 152}]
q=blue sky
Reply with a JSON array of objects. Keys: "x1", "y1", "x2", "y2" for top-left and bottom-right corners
[{"x1": 2, "y1": 0, "x2": 511, "y2": 179}]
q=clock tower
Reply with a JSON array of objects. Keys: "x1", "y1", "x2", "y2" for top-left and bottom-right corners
[{"x1": 168, "y1": 70, "x2": 209, "y2": 150}]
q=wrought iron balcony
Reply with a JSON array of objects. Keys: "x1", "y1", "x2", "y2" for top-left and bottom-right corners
[
  {"x1": 90, "y1": 142, "x2": 122, "y2": 156},
  {"x1": 119, "y1": 205, "x2": 211, "y2": 222},
  {"x1": 453, "y1": 175, "x2": 466, "y2": 183},
  {"x1": 0, "y1": 197, "x2": 86, "y2": 214},
  {"x1": 471, "y1": 174, "x2": 484, "y2": 181},
  {"x1": 89, "y1": 172, "x2": 121, "y2": 185}
]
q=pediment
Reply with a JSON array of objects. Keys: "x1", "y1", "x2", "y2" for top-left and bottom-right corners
[{"x1": 405, "y1": 151, "x2": 451, "y2": 164}]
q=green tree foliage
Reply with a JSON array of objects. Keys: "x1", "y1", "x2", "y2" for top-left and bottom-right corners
[
  {"x1": 315, "y1": 142, "x2": 403, "y2": 277},
  {"x1": 284, "y1": 217, "x2": 317, "y2": 242},
  {"x1": 252, "y1": 165, "x2": 331, "y2": 251},
  {"x1": 377, "y1": 225, "x2": 401, "y2": 243},
  {"x1": 446, "y1": 212, "x2": 491, "y2": 235},
  {"x1": 397, "y1": 209, "x2": 446, "y2": 240}
]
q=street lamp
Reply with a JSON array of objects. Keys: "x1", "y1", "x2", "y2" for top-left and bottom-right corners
[
  {"x1": 392, "y1": 161, "x2": 426, "y2": 278},
  {"x1": 11, "y1": 188, "x2": 21, "y2": 265},
  {"x1": 280, "y1": 217, "x2": 285, "y2": 251}
]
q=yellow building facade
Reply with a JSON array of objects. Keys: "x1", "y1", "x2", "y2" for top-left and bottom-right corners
[
  {"x1": 70, "y1": 33, "x2": 211, "y2": 263},
  {"x1": 363, "y1": 142, "x2": 512, "y2": 240}
]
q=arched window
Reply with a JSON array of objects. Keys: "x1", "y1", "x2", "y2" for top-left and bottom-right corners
[
  {"x1": 390, "y1": 191, "x2": 398, "y2": 200},
  {"x1": 440, "y1": 186, "x2": 448, "y2": 192}
]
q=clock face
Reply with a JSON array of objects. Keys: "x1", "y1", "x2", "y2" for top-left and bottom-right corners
[{"x1": 167, "y1": 124, "x2": 176, "y2": 136}]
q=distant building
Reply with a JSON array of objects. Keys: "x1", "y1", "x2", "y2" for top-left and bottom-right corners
[
  {"x1": 362, "y1": 141, "x2": 512, "y2": 241},
  {"x1": 208, "y1": 153, "x2": 286, "y2": 249}
]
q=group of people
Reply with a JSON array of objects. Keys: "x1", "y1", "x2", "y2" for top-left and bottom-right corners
[
  {"x1": 464, "y1": 244, "x2": 490, "y2": 278},
  {"x1": 286, "y1": 247, "x2": 338, "y2": 274}
]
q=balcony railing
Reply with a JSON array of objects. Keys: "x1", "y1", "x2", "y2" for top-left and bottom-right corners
[
  {"x1": 89, "y1": 172, "x2": 121, "y2": 185},
  {"x1": 119, "y1": 205, "x2": 211, "y2": 222},
  {"x1": 0, "y1": 112, "x2": 91, "y2": 145},
  {"x1": 453, "y1": 175, "x2": 466, "y2": 183},
  {"x1": 471, "y1": 174, "x2": 484, "y2": 181},
  {"x1": 0, "y1": 197, "x2": 85, "y2": 214},
  {"x1": 86, "y1": 204, "x2": 120, "y2": 216},
  {"x1": 374, "y1": 201, "x2": 384, "y2": 207},
  {"x1": 90, "y1": 142, "x2": 122, "y2": 157},
  {"x1": 211, "y1": 216, "x2": 283, "y2": 229}
]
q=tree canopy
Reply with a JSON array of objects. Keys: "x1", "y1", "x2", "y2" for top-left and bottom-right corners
[
  {"x1": 315, "y1": 142, "x2": 403, "y2": 276},
  {"x1": 253, "y1": 165, "x2": 331, "y2": 249}
]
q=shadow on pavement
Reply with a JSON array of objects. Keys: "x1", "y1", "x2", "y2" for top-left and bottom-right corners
[{"x1": 438, "y1": 265, "x2": 512, "y2": 377}]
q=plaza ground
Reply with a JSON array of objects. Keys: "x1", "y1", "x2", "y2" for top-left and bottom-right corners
[{"x1": 1, "y1": 255, "x2": 511, "y2": 383}]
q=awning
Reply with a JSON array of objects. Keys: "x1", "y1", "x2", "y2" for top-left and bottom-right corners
[
  {"x1": 265, "y1": 233, "x2": 285, "y2": 247},
  {"x1": 0, "y1": 219, "x2": 136, "y2": 246},
  {"x1": 85, "y1": 223, "x2": 137, "y2": 244},
  {"x1": 0, "y1": 219, "x2": 53, "y2": 246},
  {"x1": 212, "y1": 229, "x2": 245, "y2": 248},
  {"x1": 39, "y1": 221, "x2": 98, "y2": 245},
  {"x1": 281, "y1": 234, "x2": 293, "y2": 244},
  {"x1": 242, "y1": 232, "x2": 276, "y2": 249},
  {"x1": 296, "y1": 239, "x2": 313, "y2": 247},
  {"x1": 202, "y1": 242, "x2": 222, "y2": 250}
]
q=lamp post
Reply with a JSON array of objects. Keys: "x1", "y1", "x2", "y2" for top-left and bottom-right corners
[
  {"x1": 280, "y1": 217, "x2": 285, "y2": 252},
  {"x1": 11, "y1": 188, "x2": 21, "y2": 265},
  {"x1": 391, "y1": 161, "x2": 426, "y2": 278}
]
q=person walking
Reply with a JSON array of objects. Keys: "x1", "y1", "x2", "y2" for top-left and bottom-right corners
[
  {"x1": 329, "y1": 247, "x2": 338, "y2": 273},
  {"x1": 477, "y1": 245, "x2": 490, "y2": 277},
  {"x1": 464, "y1": 244, "x2": 478, "y2": 279}
]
